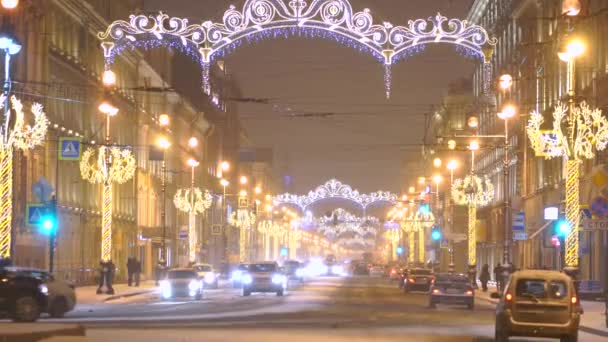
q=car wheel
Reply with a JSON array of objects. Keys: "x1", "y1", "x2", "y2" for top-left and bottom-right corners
[
  {"x1": 49, "y1": 297, "x2": 68, "y2": 318},
  {"x1": 277, "y1": 289, "x2": 284, "y2": 297},
  {"x1": 429, "y1": 302, "x2": 436, "y2": 309},
  {"x1": 560, "y1": 333, "x2": 578, "y2": 342},
  {"x1": 13, "y1": 296, "x2": 40, "y2": 322},
  {"x1": 494, "y1": 327, "x2": 509, "y2": 342},
  {"x1": 242, "y1": 288, "x2": 251, "y2": 297}
]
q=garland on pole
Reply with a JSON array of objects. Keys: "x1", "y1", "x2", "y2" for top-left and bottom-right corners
[
  {"x1": 174, "y1": 188, "x2": 213, "y2": 263},
  {"x1": 0, "y1": 95, "x2": 49, "y2": 258}
]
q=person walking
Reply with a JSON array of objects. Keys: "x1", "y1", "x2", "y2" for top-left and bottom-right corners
[
  {"x1": 134, "y1": 259, "x2": 141, "y2": 287},
  {"x1": 493, "y1": 263, "x2": 503, "y2": 293},
  {"x1": 479, "y1": 264, "x2": 490, "y2": 292},
  {"x1": 127, "y1": 257, "x2": 134, "y2": 287}
]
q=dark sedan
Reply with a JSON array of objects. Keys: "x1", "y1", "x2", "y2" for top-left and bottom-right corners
[
  {"x1": 429, "y1": 273, "x2": 474, "y2": 310},
  {"x1": 403, "y1": 268, "x2": 434, "y2": 293}
]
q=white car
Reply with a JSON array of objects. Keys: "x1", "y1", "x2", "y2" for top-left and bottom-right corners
[
  {"x1": 160, "y1": 269, "x2": 203, "y2": 300},
  {"x1": 9, "y1": 267, "x2": 76, "y2": 318},
  {"x1": 193, "y1": 263, "x2": 219, "y2": 289}
]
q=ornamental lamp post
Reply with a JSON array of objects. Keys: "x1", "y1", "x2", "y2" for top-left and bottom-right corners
[
  {"x1": 220, "y1": 177, "x2": 229, "y2": 263},
  {"x1": 527, "y1": 34, "x2": 605, "y2": 279},
  {"x1": 498, "y1": 103, "x2": 516, "y2": 265},
  {"x1": 174, "y1": 158, "x2": 212, "y2": 265},
  {"x1": 1, "y1": 0, "x2": 18, "y2": 9},
  {"x1": 157, "y1": 136, "x2": 170, "y2": 264},
  {"x1": 446, "y1": 159, "x2": 458, "y2": 272}
]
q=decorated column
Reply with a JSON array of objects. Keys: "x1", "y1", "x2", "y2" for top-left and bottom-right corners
[{"x1": 174, "y1": 188, "x2": 212, "y2": 263}]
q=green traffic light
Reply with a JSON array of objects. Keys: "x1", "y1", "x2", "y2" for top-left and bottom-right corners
[
  {"x1": 40, "y1": 216, "x2": 56, "y2": 234},
  {"x1": 556, "y1": 220, "x2": 571, "y2": 237}
]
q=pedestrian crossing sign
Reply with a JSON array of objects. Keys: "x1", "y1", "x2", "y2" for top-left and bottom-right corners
[
  {"x1": 211, "y1": 224, "x2": 222, "y2": 235},
  {"x1": 26, "y1": 203, "x2": 47, "y2": 226},
  {"x1": 58, "y1": 137, "x2": 82, "y2": 161}
]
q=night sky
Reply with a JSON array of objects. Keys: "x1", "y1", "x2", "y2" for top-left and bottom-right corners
[{"x1": 143, "y1": 0, "x2": 476, "y2": 194}]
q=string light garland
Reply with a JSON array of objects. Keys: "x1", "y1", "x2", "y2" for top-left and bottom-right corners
[
  {"x1": 174, "y1": 188, "x2": 213, "y2": 263},
  {"x1": 527, "y1": 102, "x2": 608, "y2": 268},
  {"x1": 229, "y1": 210, "x2": 257, "y2": 229},
  {"x1": 98, "y1": 1, "x2": 495, "y2": 99},
  {"x1": 80, "y1": 146, "x2": 136, "y2": 262},
  {"x1": 0, "y1": 95, "x2": 49, "y2": 258}
]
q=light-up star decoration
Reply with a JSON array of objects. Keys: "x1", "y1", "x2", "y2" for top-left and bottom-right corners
[
  {"x1": 98, "y1": 0, "x2": 496, "y2": 99},
  {"x1": 527, "y1": 102, "x2": 607, "y2": 268},
  {"x1": 452, "y1": 174, "x2": 494, "y2": 269},
  {"x1": 174, "y1": 188, "x2": 213, "y2": 263},
  {"x1": 0, "y1": 94, "x2": 49, "y2": 258},
  {"x1": 80, "y1": 146, "x2": 136, "y2": 262}
]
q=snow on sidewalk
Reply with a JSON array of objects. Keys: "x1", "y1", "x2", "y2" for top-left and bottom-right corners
[{"x1": 76, "y1": 281, "x2": 158, "y2": 305}]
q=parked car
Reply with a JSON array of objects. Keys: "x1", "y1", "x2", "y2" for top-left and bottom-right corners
[
  {"x1": 241, "y1": 262, "x2": 287, "y2": 296},
  {"x1": 192, "y1": 263, "x2": 219, "y2": 289},
  {"x1": 0, "y1": 268, "x2": 49, "y2": 322},
  {"x1": 160, "y1": 268, "x2": 203, "y2": 300},
  {"x1": 403, "y1": 268, "x2": 434, "y2": 293},
  {"x1": 493, "y1": 270, "x2": 581, "y2": 342},
  {"x1": 429, "y1": 273, "x2": 474, "y2": 310},
  {"x1": 10, "y1": 268, "x2": 75, "y2": 318}
]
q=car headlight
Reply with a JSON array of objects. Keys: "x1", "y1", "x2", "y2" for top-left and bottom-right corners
[
  {"x1": 204, "y1": 273, "x2": 216, "y2": 284},
  {"x1": 331, "y1": 265, "x2": 344, "y2": 275},
  {"x1": 231, "y1": 270, "x2": 242, "y2": 281},
  {"x1": 189, "y1": 280, "x2": 201, "y2": 291},
  {"x1": 242, "y1": 274, "x2": 253, "y2": 285},
  {"x1": 272, "y1": 274, "x2": 285, "y2": 285},
  {"x1": 295, "y1": 268, "x2": 304, "y2": 277},
  {"x1": 39, "y1": 284, "x2": 48, "y2": 295}
]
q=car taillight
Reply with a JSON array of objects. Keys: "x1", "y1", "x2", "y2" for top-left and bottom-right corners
[
  {"x1": 391, "y1": 269, "x2": 396, "y2": 274},
  {"x1": 571, "y1": 296, "x2": 577, "y2": 304},
  {"x1": 505, "y1": 293, "x2": 513, "y2": 301},
  {"x1": 465, "y1": 290, "x2": 473, "y2": 295},
  {"x1": 431, "y1": 277, "x2": 435, "y2": 285},
  {"x1": 432, "y1": 288, "x2": 441, "y2": 294},
  {"x1": 408, "y1": 278, "x2": 415, "y2": 283}
]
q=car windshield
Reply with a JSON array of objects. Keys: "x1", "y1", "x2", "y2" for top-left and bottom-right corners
[
  {"x1": 515, "y1": 279, "x2": 549, "y2": 299},
  {"x1": 195, "y1": 265, "x2": 212, "y2": 272},
  {"x1": 167, "y1": 270, "x2": 197, "y2": 279},
  {"x1": 435, "y1": 274, "x2": 468, "y2": 283},
  {"x1": 410, "y1": 269, "x2": 432, "y2": 275},
  {"x1": 249, "y1": 264, "x2": 277, "y2": 273}
]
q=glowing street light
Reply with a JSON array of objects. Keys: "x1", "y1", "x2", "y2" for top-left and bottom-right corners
[
  {"x1": 221, "y1": 161, "x2": 230, "y2": 171},
  {"x1": 102, "y1": 69, "x2": 116, "y2": 87},
  {"x1": 1, "y1": 0, "x2": 18, "y2": 9},
  {"x1": 433, "y1": 158, "x2": 442, "y2": 168},
  {"x1": 188, "y1": 136, "x2": 199, "y2": 148},
  {"x1": 240, "y1": 176, "x2": 248, "y2": 185},
  {"x1": 432, "y1": 174, "x2": 442, "y2": 184},
  {"x1": 448, "y1": 139, "x2": 456, "y2": 150},
  {"x1": 157, "y1": 137, "x2": 171, "y2": 150},
  {"x1": 220, "y1": 179, "x2": 229, "y2": 187},
  {"x1": 498, "y1": 104, "x2": 517, "y2": 120},
  {"x1": 158, "y1": 113, "x2": 170, "y2": 127},
  {"x1": 187, "y1": 158, "x2": 199, "y2": 167},
  {"x1": 498, "y1": 74, "x2": 513, "y2": 91},
  {"x1": 98, "y1": 102, "x2": 118, "y2": 116},
  {"x1": 254, "y1": 186, "x2": 262, "y2": 194},
  {"x1": 562, "y1": 0, "x2": 581, "y2": 16}
]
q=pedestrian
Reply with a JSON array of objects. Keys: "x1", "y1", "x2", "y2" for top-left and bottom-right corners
[
  {"x1": 127, "y1": 257, "x2": 134, "y2": 287},
  {"x1": 493, "y1": 263, "x2": 503, "y2": 293},
  {"x1": 155, "y1": 260, "x2": 165, "y2": 286},
  {"x1": 134, "y1": 259, "x2": 141, "y2": 287},
  {"x1": 479, "y1": 264, "x2": 490, "y2": 292}
]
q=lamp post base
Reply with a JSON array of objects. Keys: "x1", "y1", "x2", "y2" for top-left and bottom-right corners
[{"x1": 563, "y1": 266, "x2": 580, "y2": 292}]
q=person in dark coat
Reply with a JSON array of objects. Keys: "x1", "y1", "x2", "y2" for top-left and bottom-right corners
[
  {"x1": 127, "y1": 257, "x2": 135, "y2": 287},
  {"x1": 493, "y1": 263, "x2": 504, "y2": 293},
  {"x1": 134, "y1": 259, "x2": 141, "y2": 287},
  {"x1": 479, "y1": 264, "x2": 490, "y2": 292}
]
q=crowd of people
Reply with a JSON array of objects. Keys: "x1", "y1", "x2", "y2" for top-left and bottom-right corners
[{"x1": 478, "y1": 262, "x2": 515, "y2": 293}]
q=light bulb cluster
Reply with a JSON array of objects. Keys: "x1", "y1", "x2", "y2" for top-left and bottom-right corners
[
  {"x1": 451, "y1": 174, "x2": 494, "y2": 207},
  {"x1": 173, "y1": 188, "x2": 213, "y2": 214}
]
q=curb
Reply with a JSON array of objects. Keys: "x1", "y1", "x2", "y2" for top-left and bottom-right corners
[
  {"x1": 103, "y1": 289, "x2": 155, "y2": 302},
  {"x1": 0, "y1": 325, "x2": 85, "y2": 342},
  {"x1": 580, "y1": 325, "x2": 608, "y2": 337}
]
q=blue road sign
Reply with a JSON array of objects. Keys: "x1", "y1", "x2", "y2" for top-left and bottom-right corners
[
  {"x1": 26, "y1": 203, "x2": 47, "y2": 226},
  {"x1": 32, "y1": 177, "x2": 54, "y2": 203},
  {"x1": 58, "y1": 137, "x2": 82, "y2": 161},
  {"x1": 512, "y1": 212, "x2": 525, "y2": 232}
]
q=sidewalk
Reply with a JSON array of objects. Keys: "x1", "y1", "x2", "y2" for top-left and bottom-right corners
[
  {"x1": 76, "y1": 280, "x2": 158, "y2": 305},
  {"x1": 474, "y1": 283, "x2": 608, "y2": 336}
]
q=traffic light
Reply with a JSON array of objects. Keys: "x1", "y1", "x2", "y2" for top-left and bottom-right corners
[
  {"x1": 40, "y1": 215, "x2": 56, "y2": 235},
  {"x1": 418, "y1": 203, "x2": 430, "y2": 215},
  {"x1": 431, "y1": 227, "x2": 442, "y2": 241},
  {"x1": 396, "y1": 246, "x2": 404, "y2": 255},
  {"x1": 556, "y1": 219, "x2": 571, "y2": 237}
]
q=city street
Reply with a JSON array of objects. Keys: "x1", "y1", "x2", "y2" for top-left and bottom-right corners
[{"x1": 29, "y1": 277, "x2": 604, "y2": 341}]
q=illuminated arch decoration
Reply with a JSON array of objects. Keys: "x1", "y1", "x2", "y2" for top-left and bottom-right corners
[
  {"x1": 316, "y1": 208, "x2": 379, "y2": 238},
  {"x1": 274, "y1": 179, "x2": 398, "y2": 210},
  {"x1": 98, "y1": 0, "x2": 496, "y2": 98}
]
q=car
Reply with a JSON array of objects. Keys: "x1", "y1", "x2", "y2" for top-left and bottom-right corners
[
  {"x1": 283, "y1": 260, "x2": 304, "y2": 281},
  {"x1": 160, "y1": 268, "x2": 203, "y2": 300},
  {"x1": 230, "y1": 263, "x2": 249, "y2": 288},
  {"x1": 241, "y1": 262, "x2": 287, "y2": 297},
  {"x1": 0, "y1": 267, "x2": 49, "y2": 322},
  {"x1": 352, "y1": 261, "x2": 369, "y2": 276},
  {"x1": 388, "y1": 265, "x2": 404, "y2": 281},
  {"x1": 403, "y1": 268, "x2": 434, "y2": 293},
  {"x1": 493, "y1": 270, "x2": 581, "y2": 342},
  {"x1": 2, "y1": 267, "x2": 76, "y2": 319},
  {"x1": 193, "y1": 263, "x2": 219, "y2": 289},
  {"x1": 429, "y1": 273, "x2": 474, "y2": 310},
  {"x1": 369, "y1": 264, "x2": 385, "y2": 277}
]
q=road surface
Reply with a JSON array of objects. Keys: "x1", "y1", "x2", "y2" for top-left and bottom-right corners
[{"x1": 34, "y1": 277, "x2": 608, "y2": 341}]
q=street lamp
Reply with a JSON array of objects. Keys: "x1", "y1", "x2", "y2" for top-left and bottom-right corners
[
  {"x1": 1, "y1": 0, "x2": 18, "y2": 9},
  {"x1": 498, "y1": 103, "x2": 516, "y2": 265},
  {"x1": 188, "y1": 136, "x2": 199, "y2": 148},
  {"x1": 433, "y1": 158, "x2": 442, "y2": 168},
  {"x1": 159, "y1": 113, "x2": 170, "y2": 127},
  {"x1": 157, "y1": 136, "x2": 171, "y2": 263},
  {"x1": 221, "y1": 161, "x2": 230, "y2": 172},
  {"x1": 240, "y1": 176, "x2": 248, "y2": 185},
  {"x1": 102, "y1": 69, "x2": 116, "y2": 87},
  {"x1": 498, "y1": 74, "x2": 513, "y2": 91}
]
